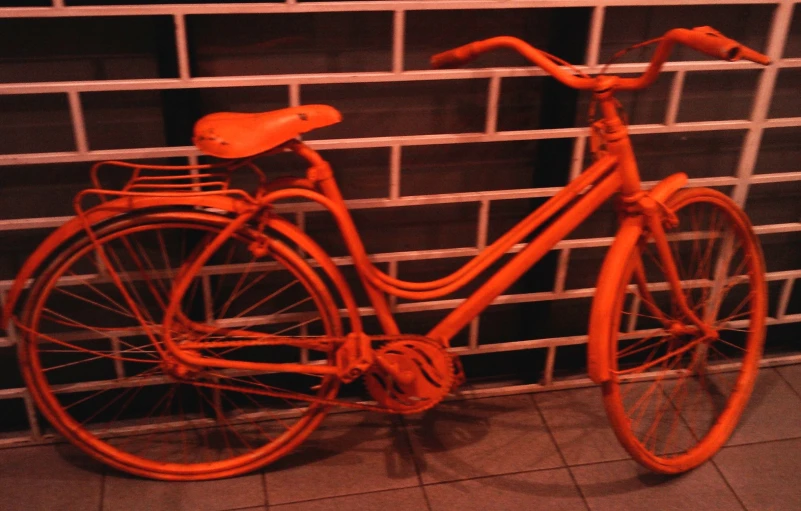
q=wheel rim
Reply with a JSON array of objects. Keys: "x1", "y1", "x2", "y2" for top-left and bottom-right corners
[
  {"x1": 21, "y1": 214, "x2": 340, "y2": 479},
  {"x1": 608, "y1": 191, "x2": 766, "y2": 468}
]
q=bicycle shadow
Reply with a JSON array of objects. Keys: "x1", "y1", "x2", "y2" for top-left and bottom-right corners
[
  {"x1": 53, "y1": 441, "x2": 107, "y2": 476},
  {"x1": 405, "y1": 396, "x2": 556, "y2": 481},
  {"x1": 46, "y1": 408, "x2": 687, "y2": 498},
  {"x1": 403, "y1": 395, "x2": 696, "y2": 500},
  {"x1": 47, "y1": 368, "x2": 776, "y2": 489},
  {"x1": 49, "y1": 411, "x2": 417, "y2": 482},
  {"x1": 263, "y1": 411, "x2": 418, "y2": 481}
]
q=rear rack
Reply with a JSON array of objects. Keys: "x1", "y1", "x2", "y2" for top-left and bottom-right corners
[
  {"x1": 70, "y1": 158, "x2": 271, "y2": 223},
  {"x1": 89, "y1": 159, "x2": 268, "y2": 195}
]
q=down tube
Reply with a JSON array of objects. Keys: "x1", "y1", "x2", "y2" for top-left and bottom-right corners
[{"x1": 428, "y1": 171, "x2": 623, "y2": 345}]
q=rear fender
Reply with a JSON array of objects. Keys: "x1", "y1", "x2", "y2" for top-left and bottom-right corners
[
  {"x1": 2, "y1": 194, "x2": 255, "y2": 327},
  {"x1": 261, "y1": 215, "x2": 363, "y2": 332}
]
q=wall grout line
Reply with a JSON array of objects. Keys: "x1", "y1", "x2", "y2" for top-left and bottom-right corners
[
  {"x1": 731, "y1": 0, "x2": 794, "y2": 207},
  {"x1": 173, "y1": 14, "x2": 191, "y2": 80},
  {"x1": 392, "y1": 10, "x2": 406, "y2": 74},
  {"x1": 66, "y1": 90, "x2": 89, "y2": 153}
]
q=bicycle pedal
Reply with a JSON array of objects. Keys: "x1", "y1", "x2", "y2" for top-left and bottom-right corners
[{"x1": 335, "y1": 332, "x2": 374, "y2": 383}]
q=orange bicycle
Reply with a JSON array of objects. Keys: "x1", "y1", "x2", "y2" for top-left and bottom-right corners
[{"x1": 4, "y1": 26, "x2": 769, "y2": 480}]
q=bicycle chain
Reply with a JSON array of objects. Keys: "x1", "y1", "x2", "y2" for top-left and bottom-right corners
[
  {"x1": 190, "y1": 334, "x2": 455, "y2": 414},
  {"x1": 178, "y1": 336, "x2": 340, "y2": 351},
  {"x1": 180, "y1": 333, "x2": 430, "y2": 350}
]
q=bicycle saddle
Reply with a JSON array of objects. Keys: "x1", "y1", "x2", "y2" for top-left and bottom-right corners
[{"x1": 193, "y1": 104, "x2": 342, "y2": 159}]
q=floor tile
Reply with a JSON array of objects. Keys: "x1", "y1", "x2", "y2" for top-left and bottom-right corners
[
  {"x1": 263, "y1": 412, "x2": 419, "y2": 505},
  {"x1": 776, "y1": 364, "x2": 801, "y2": 398},
  {"x1": 571, "y1": 459, "x2": 744, "y2": 511},
  {"x1": 714, "y1": 437, "x2": 801, "y2": 511},
  {"x1": 103, "y1": 472, "x2": 265, "y2": 511},
  {"x1": 0, "y1": 443, "x2": 104, "y2": 511},
  {"x1": 723, "y1": 368, "x2": 801, "y2": 445},
  {"x1": 425, "y1": 468, "x2": 588, "y2": 511},
  {"x1": 7, "y1": 366, "x2": 801, "y2": 511},
  {"x1": 534, "y1": 386, "x2": 630, "y2": 465},
  {"x1": 665, "y1": 368, "x2": 801, "y2": 448},
  {"x1": 405, "y1": 395, "x2": 564, "y2": 484},
  {"x1": 272, "y1": 487, "x2": 428, "y2": 511}
]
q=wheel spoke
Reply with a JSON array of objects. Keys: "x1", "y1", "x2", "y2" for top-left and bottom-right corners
[
  {"x1": 21, "y1": 217, "x2": 342, "y2": 479},
  {"x1": 605, "y1": 191, "x2": 765, "y2": 472}
]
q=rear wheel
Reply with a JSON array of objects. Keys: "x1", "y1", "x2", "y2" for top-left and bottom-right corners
[
  {"x1": 603, "y1": 188, "x2": 766, "y2": 473},
  {"x1": 19, "y1": 209, "x2": 342, "y2": 480}
]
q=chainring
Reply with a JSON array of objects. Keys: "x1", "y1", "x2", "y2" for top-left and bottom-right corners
[{"x1": 364, "y1": 339, "x2": 454, "y2": 414}]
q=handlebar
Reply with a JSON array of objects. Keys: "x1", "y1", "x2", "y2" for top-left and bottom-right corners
[{"x1": 430, "y1": 26, "x2": 771, "y2": 92}]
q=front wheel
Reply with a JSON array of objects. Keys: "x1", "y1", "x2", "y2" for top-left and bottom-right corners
[{"x1": 602, "y1": 188, "x2": 767, "y2": 473}]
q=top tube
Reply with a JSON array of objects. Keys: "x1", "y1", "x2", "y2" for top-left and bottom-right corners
[{"x1": 430, "y1": 26, "x2": 771, "y2": 92}]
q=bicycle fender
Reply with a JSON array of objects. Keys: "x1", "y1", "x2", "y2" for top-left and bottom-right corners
[
  {"x1": 586, "y1": 172, "x2": 688, "y2": 383},
  {"x1": 2, "y1": 194, "x2": 255, "y2": 328},
  {"x1": 649, "y1": 172, "x2": 688, "y2": 204},
  {"x1": 261, "y1": 215, "x2": 363, "y2": 332},
  {"x1": 587, "y1": 216, "x2": 644, "y2": 383}
]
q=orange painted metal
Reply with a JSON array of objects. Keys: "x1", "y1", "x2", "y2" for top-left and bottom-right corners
[
  {"x1": 428, "y1": 169, "x2": 623, "y2": 344},
  {"x1": 193, "y1": 105, "x2": 342, "y2": 159},
  {"x1": 368, "y1": 155, "x2": 618, "y2": 298},
  {"x1": 432, "y1": 26, "x2": 770, "y2": 91},
  {"x1": 4, "y1": 26, "x2": 772, "y2": 480},
  {"x1": 365, "y1": 339, "x2": 454, "y2": 413}
]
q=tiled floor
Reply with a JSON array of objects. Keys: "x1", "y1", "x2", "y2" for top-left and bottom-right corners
[{"x1": 2, "y1": 366, "x2": 801, "y2": 511}]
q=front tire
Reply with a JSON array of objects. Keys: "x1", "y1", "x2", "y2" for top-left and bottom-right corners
[{"x1": 601, "y1": 188, "x2": 766, "y2": 473}]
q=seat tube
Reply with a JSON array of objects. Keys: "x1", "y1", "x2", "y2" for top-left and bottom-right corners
[
  {"x1": 293, "y1": 142, "x2": 401, "y2": 336},
  {"x1": 597, "y1": 89, "x2": 642, "y2": 196}
]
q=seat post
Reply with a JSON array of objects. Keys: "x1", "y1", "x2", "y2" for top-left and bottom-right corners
[{"x1": 290, "y1": 141, "x2": 337, "y2": 192}]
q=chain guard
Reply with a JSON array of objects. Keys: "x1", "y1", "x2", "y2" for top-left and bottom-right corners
[
  {"x1": 364, "y1": 339, "x2": 454, "y2": 414},
  {"x1": 180, "y1": 335, "x2": 461, "y2": 415}
]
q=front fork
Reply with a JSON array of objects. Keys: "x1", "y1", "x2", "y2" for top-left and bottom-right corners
[
  {"x1": 629, "y1": 194, "x2": 718, "y2": 341},
  {"x1": 596, "y1": 89, "x2": 716, "y2": 342}
]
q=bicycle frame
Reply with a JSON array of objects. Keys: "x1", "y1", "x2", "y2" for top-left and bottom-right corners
[
  {"x1": 154, "y1": 92, "x2": 694, "y2": 380},
  {"x1": 1, "y1": 27, "x2": 767, "y2": 387},
  {"x1": 288, "y1": 91, "x2": 678, "y2": 347},
  {"x1": 1, "y1": 26, "x2": 770, "y2": 481},
  {"x1": 2, "y1": 83, "x2": 707, "y2": 387},
  {"x1": 317, "y1": 153, "x2": 623, "y2": 344}
]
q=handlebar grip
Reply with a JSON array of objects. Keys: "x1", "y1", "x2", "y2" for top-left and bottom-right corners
[
  {"x1": 684, "y1": 26, "x2": 771, "y2": 65},
  {"x1": 739, "y1": 46, "x2": 771, "y2": 65},
  {"x1": 430, "y1": 42, "x2": 479, "y2": 69}
]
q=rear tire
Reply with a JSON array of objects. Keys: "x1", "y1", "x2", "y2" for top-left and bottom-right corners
[{"x1": 19, "y1": 209, "x2": 341, "y2": 480}]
